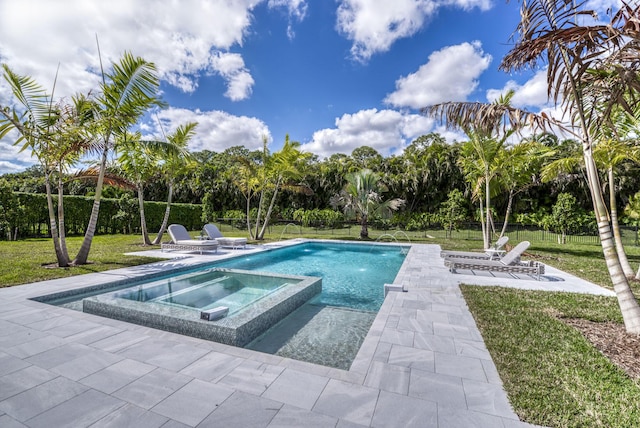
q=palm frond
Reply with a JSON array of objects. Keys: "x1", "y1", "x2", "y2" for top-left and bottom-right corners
[
  {"x1": 421, "y1": 101, "x2": 556, "y2": 136},
  {"x1": 73, "y1": 167, "x2": 135, "y2": 189}
]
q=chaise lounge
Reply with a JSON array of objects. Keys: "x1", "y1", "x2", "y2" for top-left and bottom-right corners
[
  {"x1": 161, "y1": 224, "x2": 219, "y2": 254},
  {"x1": 202, "y1": 223, "x2": 247, "y2": 249},
  {"x1": 444, "y1": 241, "x2": 545, "y2": 280},
  {"x1": 440, "y1": 236, "x2": 510, "y2": 260}
]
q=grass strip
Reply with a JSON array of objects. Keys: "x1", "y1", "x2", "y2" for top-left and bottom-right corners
[
  {"x1": 0, "y1": 234, "x2": 163, "y2": 287},
  {"x1": 461, "y1": 286, "x2": 640, "y2": 428}
]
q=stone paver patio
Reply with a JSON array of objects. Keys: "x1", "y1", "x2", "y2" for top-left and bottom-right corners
[{"x1": 0, "y1": 242, "x2": 613, "y2": 427}]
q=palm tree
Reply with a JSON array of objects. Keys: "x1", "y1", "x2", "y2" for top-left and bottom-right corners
[
  {"x1": 116, "y1": 132, "x2": 161, "y2": 246},
  {"x1": 73, "y1": 52, "x2": 162, "y2": 265},
  {"x1": 1, "y1": 65, "x2": 94, "y2": 266},
  {"x1": 255, "y1": 135, "x2": 312, "y2": 240},
  {"x1": 331, "y1": 169, "x2": 405, "y2": 239},
  {"x1": 500, "y1": 0, "x2": 640, "y2": 332},
  {"x1": 425, "y1": 90, "x2": 532, "y2": 248},
  {"x1": 592, "y1": 112, "x2": 640, "y2": 279},
  {"x1": 151, "y1": 122, "x2": 196, "y2": 245},
  {"x1": 494, "y1": 140, "x2": 547, "y2": 238}
]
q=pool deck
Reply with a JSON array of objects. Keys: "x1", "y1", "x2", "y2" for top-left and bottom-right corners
[{"x1": 0, "y1": 242, "x2": 614, "y2": 427}]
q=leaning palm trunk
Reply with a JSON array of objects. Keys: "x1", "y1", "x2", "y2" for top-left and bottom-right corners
[
  {"x1": 73, "y1": 147, "x2": 108, "y2": 265},
  {"x1": 137, "y1": 183, "x2": 151, "y2": 246},
  {"x1": 44, "y1": 172, "x2": 69, "y2": 267},
  {"x1": 608, "y1": 168, "x2": 635, "y2": 278},
  {"x1": 245, "y1": 190, "x2": 255, "y2": 240},
  {"x1": 152, "y1": 182, "x2": 173, "y2": 245},
  {"x1": 257, "y1": 178, "x2": 282, "y2": 240},
  {"x1": 253, "y1": 188, "x2": 266, "y2": 240},
  {"x1": 500, "y1": 190, "x2": 515, "y2": 239},
  {"x1": 586, "y1": 150, "x2": 640, "y2": 331}
]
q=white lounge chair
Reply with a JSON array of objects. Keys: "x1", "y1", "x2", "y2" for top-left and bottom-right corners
[
  {"x1": 440, "y1": 236, "x2": 510, "y2": 260},
  {"x1": 444, "y1": 241, "x2": 545, "y2": 280},
  {"x1": 202, "y1": 223, "x2": 247, "y2": 249},
  {"x1": 161, "y1": 224, "x2": 219, "y2": 254}
]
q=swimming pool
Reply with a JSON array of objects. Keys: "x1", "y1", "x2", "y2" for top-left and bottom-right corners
[
  {"x1": 36, "y1": 240, "x2": 409, "y2": 368},
  {"x1": 211, "y1": 241, "x2": 408, "y2": 312}
]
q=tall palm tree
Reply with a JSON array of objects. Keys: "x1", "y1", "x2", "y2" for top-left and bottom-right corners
[
  {"x1": 500, "y1": 0, "x2": 640, "y2": 332},
  {"x1": 1, "y1": 65, "x2": 94, "y2": 266},
  {"x1": 255, "y1": 135, "x2": 312, "y2": 240},
  {"x1": 425, "y1": 90, "x2": 530, "y2": 248},
  {"x1": 116, "y1": 132, "x2": 161, "y2": 246},
  {"x1": 494, "y1": 140, "x2": 547, "y2": 238},
  {"x1": 73, "y1": 52, "x2": 162, "y2": 265},
  {"x1": 151, "y1": 122, "x2": 196, "y2": 245},
  {"x1": 331, "y1": 169, "x2": 405, "y2": 239}
]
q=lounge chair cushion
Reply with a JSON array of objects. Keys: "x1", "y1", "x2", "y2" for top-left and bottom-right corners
[
  {"x1": 163, "y1": 224, "x2": 219, "y2": 254},
  {"x1": 203, "y1": 224, "x2": 247, "y2": 248}
]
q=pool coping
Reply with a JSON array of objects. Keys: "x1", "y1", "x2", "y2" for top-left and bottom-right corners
[{"x1": 0, "y1": 241, "x2": 612, "y2": 427}]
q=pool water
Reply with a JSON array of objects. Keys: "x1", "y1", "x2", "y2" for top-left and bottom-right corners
[
  {"x1": 210, "y1": 241, "x2": 408, "y2": 369},
  {"x1": 115, "y1": 269, "x2": 297, "y2": 315},
  {"x1": 211, "y1": 242, "x2": 408, "y2": 312}
]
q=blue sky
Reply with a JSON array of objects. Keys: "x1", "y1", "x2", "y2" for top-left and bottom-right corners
[{"x1": 0, "y1": 0, "x2": 613, "y2": 174}]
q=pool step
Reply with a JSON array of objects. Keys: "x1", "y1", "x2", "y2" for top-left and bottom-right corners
[{"x1": 149, "y1": 276, "x2": 230, "y2": 303}]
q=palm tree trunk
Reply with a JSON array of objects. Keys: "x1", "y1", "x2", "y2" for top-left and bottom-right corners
[
  {"x1": 73, "y1": 147, "x2": 108, "y2": 265},
  {"x1": 254, "y1": 188, "x2": 266, "y2": 239},
  {"x1": 152, "y1": 182, "x2": 173, "y2": 245},
  {"x1": 586, "y1": 152, "x2": 640, "y2": 333},
  {"x1": 137, "y1": 183, "x2": 151, "y2": 246},
  {"x1": 245, "y1": 190, "x2": 255, "y2": 240},
  {"x1": 56, "y1": 171, "x2": 70, "y2": 263},
  {"x1": 553, "y1": 39, "x2": 640, "y2": 333},
  {"x1": 479, "y1": 199, "x2": 487, "y2": 250},
  {"x1": 257, "y1": 177, "x2": 281, "y2": 240},
  {"x1": 360, "y1": 214, "x2": 369, "y2": 238},
  {"x1": 44, "y1": 172, "x2": 69, "y2": 267},
  {"x1": 484, "y1": 169, "x2": 491, "y2": 249},
  {"x1": 500, "y1": 190, "x2": 514, "y2": 238},
  {"x1": 608, "y1": 168, "x2": 635, "y2": 278}
]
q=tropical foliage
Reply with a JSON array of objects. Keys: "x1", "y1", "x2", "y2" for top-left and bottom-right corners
[{"x1": 330, "y1": 169, "x2": 405, "y2": 238}]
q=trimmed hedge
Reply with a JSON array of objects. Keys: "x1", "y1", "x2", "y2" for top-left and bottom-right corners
[{"x1": 10, "y1": 193, "x2": 202, "y2": 238}]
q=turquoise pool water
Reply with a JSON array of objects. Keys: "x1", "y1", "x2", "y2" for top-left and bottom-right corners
[
  {"x1": 114, "y1": 269, "x2": 299, "y2": 315},
  {"x1": 210, "y1": 241, "x2": 408, "y2": 312}
]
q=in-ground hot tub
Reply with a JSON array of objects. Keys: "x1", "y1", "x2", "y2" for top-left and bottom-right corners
[{"x1": 40, "y1": 268, "x2": 321, "y2": 347}]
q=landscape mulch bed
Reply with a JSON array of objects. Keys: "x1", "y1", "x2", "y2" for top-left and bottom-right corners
[{"x1": 563, "y1": 318, "x2": 640, "y2": 379}]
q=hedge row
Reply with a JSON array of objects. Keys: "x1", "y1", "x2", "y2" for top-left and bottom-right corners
[{"x1": 11, "y1": 193, "x2": 203, "y2": 238}]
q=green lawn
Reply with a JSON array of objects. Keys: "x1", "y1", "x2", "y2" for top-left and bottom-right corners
[
  {"x1": 462, "y1": 286, "x2": 640, "y2": 427},
  {"x1": 0, "y1": 234, "x2": 164, "y2": 287}
]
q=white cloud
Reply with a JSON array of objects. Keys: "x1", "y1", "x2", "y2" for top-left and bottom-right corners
[
  {"x1": 336, "y1": 0, "x2": 492, "y2": 62},
  {"x1": 443, "y1": 0, "x2": 492, "y2": 11},
  {"x1": 385, "y1": 42, "x2": 492, "y2": 108},
  {"x1": 149, "y1": 108, "x2": 271, "y2": 153},
  {"x1": 486, "y1": 69, "x2": 550, "y2": 108},
  {"x1": 300, "y1": 108, "x2": 434, "y2": 158},
  {"x1": 268, "y1": 0, "x2": 308, "y2": 39},
  {"x1": 210, "y1": 52, "x2": 254, "y2": 101},
  {"x1": 0, "y1": 0, "x2": 259, "y2": 99}
]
